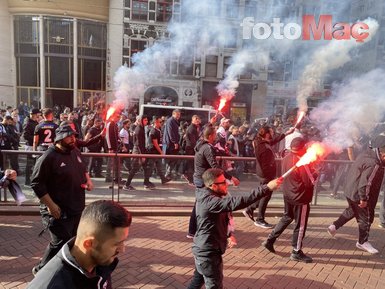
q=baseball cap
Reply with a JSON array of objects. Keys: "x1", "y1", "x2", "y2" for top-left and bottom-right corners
[
  {"x1": 54, "y1": 125, "x2": 78, "y2": 142},
  {"x1": 30, "y1": 108, "x2": 41, "y2": 115},
  {"x1": 290, "y1": 137, "x2": 307, "y2": 153},
  {"x1": 370, "y1": 134, "x2": 385, "y2": 149}
]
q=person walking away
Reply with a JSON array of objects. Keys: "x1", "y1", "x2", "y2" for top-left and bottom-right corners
[{"x1": 327, "y1": 134, "x2": 385, "y2": 254}]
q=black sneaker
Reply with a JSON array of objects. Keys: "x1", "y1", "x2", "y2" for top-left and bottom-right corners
[
  {"x1": 262, "y1": 240, "x2": 275, "y2": 253},
  {"x1": 32, "y1": 266, "x2": 39, "y2": 277},
  {"x1": 144, "y1": 182, "x2": 156, "y2": 189},
  {"x1": 254, "y1": 220, "x2": 274, "y2": 229},
  {"x1": 123, "y1": 185, "x2": 136, "y2": 191},
  {"x1": 161, "y1": 177, "x2": 172, "y2": 184},
  {"x1": 290, "y1": 250, "x2": 313, "y2": 263},
  {"x1": 242, "y1": 209, "x2": 255, "y2": 222}
]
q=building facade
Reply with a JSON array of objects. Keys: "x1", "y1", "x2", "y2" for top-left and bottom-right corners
[
  {"x1": 2, "y1": 0, "x2": 108, "y2": 110},
  {"x1": 2, "y1": 0, "x2": 380, "y2": 122}
]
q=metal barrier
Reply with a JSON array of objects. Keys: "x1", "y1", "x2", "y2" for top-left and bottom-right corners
[{"x1": 1, "y1": 150, "x2": 353, "y2": 205}]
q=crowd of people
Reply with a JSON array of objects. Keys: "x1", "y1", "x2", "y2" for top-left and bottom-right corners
[
  {"x1": 1, "y1": 101, "x2": 385, "y2": 289},
  {"x1": 0, "y1": 101, "x2": 364, "y2": 193}
]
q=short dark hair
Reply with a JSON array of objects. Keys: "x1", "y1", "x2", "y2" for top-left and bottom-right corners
[
  {"x1": 42, "y1": 108, "x2": 53, "y2": 117},
  {"x1": 79, "y1": 200, "x2": 132, "y2": 241},
  {"x1": 202, "y1": 168, "x2": 224, "y2": 187},
  {"x1": 203, "y1": 126, "x2": 216, "y2": 140},
  {"x1": 258, "y1": 125, "x2": 272, "y2": 138}
]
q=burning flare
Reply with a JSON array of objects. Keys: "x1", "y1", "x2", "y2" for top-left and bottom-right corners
[
  {"x1": 218, "y1": 98, "x2": 227, "y2": 112},
  {"x1": 281, "y1": 142, "x2": 329, "y2": 179},
  {"x1": 296, "y1": 142, "x2": 328, "y2": 167},
  {"x1": 106, "y1": 106, "x2": 117, "y2": 122},
  {"x1": 294, "y1": 111, "x2": 306, "y2": 129}
]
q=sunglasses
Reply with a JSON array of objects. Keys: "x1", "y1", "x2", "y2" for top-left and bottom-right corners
[{"x1": 211, "y1": 180, "x2": 227, "y2": 186}]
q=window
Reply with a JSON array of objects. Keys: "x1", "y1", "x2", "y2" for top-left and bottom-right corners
[
  {"x1": 149, "y1": 0, "x2": 156, "y2": 21},
  {"x1": 224, "y1": 27, "x2": 238, "y2": 49},
  {"x1": 157, "y1": 0, "x2": 173, "y2": 22},
  {"x1": 225, "y1": 0, "x2": 239, "y2": 19},
  {"x1": 223, "y1": 56, "x2": 231, "y2": 75},
  {"x1": 124, "y1": 0, "x2": 131, "y2": 19},
  {"x1": 205, "y1": 55, "x2": 218, "y2": 77},
  {"x1": 132, "y1": 0, "x2": 149, "y2": 21},
  {"x1": 244, "y1": 0, "x2": 257, "y2": 18},
  {"x1": 46, "y1": 56, "x2": 71, "y2": 88},
  {"x1": 14, "y1": 16, "x2": 40, "y2": 55},
  {"x1": 17, "y1": 57, "x2": 40, "y2": 87},
  {"x1": 179, "y1": 55, "x2": 193, "y2": 76},
  {"x1": 79, "y1": 59, "x2": 103, "y2": 90},
  {"x1": 125, "y1": 38, "x2": 148, "y2": 66}
]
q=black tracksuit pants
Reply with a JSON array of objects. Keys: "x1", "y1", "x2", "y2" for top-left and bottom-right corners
[
  {"x1": 267, "y1": 200, "x2": 310, "y2": 251},
  {"x1": 333, "y1": 197, "x2": 375, "y2": 244},
  {"x1": 245, "y1": 180, "x2": 273, "y2": 222}
]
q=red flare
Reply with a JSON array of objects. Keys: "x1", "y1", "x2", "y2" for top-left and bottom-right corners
[
  {"x1": 106, "y1": 106, "x2": 116, "y2": 122},
  {"x1": 296, "y1": 142, "x2": 327, "y2": 167},
  {"x1": 280, "y1": 142, "x2": 329, "y2": 179},
  {"x1": 218, "y1": 98, "x2": 227, "y2": 112},
  {"x1": 294, "y1": 111, "x2": 306, "y2": 128}
]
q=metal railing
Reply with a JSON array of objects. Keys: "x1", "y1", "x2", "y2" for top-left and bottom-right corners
[{"x1": 1, "y1": 150, "x2": 353, "y2": 205}]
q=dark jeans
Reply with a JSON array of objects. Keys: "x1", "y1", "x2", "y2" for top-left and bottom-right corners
[
  {"x1": 146, "y1": 150, "x2": 167, "y2": 181},
  {"x1": 88, "y1": 156, "x2": 103, "y2": 176},
  {"x1": 188, "y1": 178, "x2": 205, "y2": 235},
  {"x1": 187, "y1": 254, "x2": 224, "y2": 289},
  {"x1": 246, "y1": 180, "x2": 272, "y2": 222},
  {"x1": 105, "y1": 153, "x2": 119, "y2": 181},
  {"x1": 35, "y1": 214, "x2": 81, "y2": 271},
  {"x1": 125, "y1": 148, "x2": 152, "y2": 186},
  {"x1": 333, "y1": 198, "x2": 375, "y2": 244},
  {"x1": 163, "y1": 146, "x2": 179, "y2": 177},
  {"x1": 267, "y1": 201, "x2": 310, "y2": 251}
]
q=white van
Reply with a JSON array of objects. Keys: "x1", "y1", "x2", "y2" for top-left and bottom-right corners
[{"x1": 139, "y1": 104, "x2": 217, "y2": 124}]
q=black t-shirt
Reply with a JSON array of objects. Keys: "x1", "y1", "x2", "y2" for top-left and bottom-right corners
[
  {"x1": 147, "y1": 127, "x2": 161, "y2": 152},
  {"x1": 34, "y1": 121, "x2": 58, "y2": 146}
]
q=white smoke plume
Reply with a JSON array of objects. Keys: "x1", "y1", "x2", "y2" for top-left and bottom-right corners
[
  {"x1": 112, "y1": 0, "x2": 244, "y2": 108},
  {"x1": 216, "y1": 49, "x2": 269, "y2": 101},
  {"x1": 297, "y1": 18, "x2": 379, "y2": 112},
  {"x1": 310, "y1": 68, "x2": 385, "y2": 152}
]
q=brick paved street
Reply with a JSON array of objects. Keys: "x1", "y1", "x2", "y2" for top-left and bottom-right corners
[{"x1": 1, "y1": 213, "x2": 385, "y2": 289}]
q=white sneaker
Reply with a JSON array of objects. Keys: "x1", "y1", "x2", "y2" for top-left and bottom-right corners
[
  {"x1": 356, "y1": 241, "x2": 379, "y2": 254},
  {"x1": 327, "y1": 224, "x2": 337, "y2": 238}
]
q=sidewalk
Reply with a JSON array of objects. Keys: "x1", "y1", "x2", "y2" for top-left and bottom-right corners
[
  {"x1": 1, "y1": 173, "x2": 352, "y2": 214},
  {"x1": 1, "y1": 213, "x2": 385, "y2": 289}
]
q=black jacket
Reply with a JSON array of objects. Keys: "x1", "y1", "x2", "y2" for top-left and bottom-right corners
[
  {"x1": 26, "y1": 238, "x2": 117, "y2": 289},
  {"x1": 193, "y1": 140, "x2": 232, "y2": 182},
  {"x1": 22, "y1": 117, "x2": 38, "y2": 146},
  {"x1": 281, "y1": 152, "x2": 316, "y2": 205},
  {"x1": 133, "y1": 124, "x2": 146, "y2": 154},
  {"x1": 162, "y1": 117, "x2": 180, "y2": 148},
  {"x1": 31, "y1": 146, "x2": 87, "y2": 216},
  {"x1": 344, "y1": 149, "x2": 384, "y2": 204},
  {"x1": 254, "y1": 133, "x2": 285, "y2": 183},
  {"x1": 105, "y1": 121, "x2": 119, "y2": 152},
  {"x1": 185, "y1": 123, "x2": 200, "y2": 154},
  {"x1": 192, "y1": 185, "x2": 272, "y2": 257}
]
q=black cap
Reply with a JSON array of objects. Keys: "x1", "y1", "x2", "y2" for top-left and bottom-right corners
[
  {"x1": 370, "y1": 134, "x2": 385, "y2": 149},
  {"x1": 30, "y1": 108, "x2": 40, "y2": 115},
  {"x1": 54, "y1": 125, "x2": 78, "y2": 142},
  {"x1": 290, "y1": 137, "x2": 307, "y2": 153}
]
